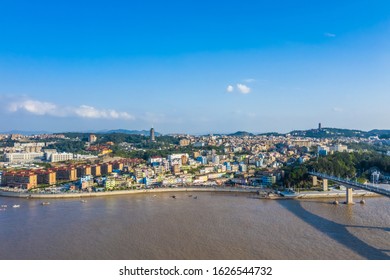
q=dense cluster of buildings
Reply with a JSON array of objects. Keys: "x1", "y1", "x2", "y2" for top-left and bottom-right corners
[
  {"x1": 4, "y1": 128, "x2": 389, "y2": 192},
  {"x1": 0, "y1": 159, "x2": 140, "y2": 189},
  {"x1": 0, "y1": 135, "x2": 99, "y2": 164}
]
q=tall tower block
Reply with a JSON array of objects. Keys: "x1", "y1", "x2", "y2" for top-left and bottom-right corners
[{"x1": 150, "y1": 127, "x2": 155, "y2": 142}]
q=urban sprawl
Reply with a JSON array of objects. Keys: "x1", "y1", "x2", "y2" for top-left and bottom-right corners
[{"x1": 1, "y1": 124, "x2": 390, "y2": 195}]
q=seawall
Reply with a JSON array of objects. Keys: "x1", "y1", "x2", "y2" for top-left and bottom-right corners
[
  {"x1": 0, "y1": 188, "x2": 381, "y2": 200},
  {"x1": 0, "y1": 187, "x2": 258, "y2": 199}
]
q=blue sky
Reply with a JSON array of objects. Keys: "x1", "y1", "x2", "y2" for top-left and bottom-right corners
[{"x1": 1, "y1": 0, "x2": 389, "y2": 134}]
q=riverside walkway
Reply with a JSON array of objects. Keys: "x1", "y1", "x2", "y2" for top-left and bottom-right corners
[
  {"x1": 0, "y1": 186, "x2": 260, "y2": 199},
  {"x1": 309, "y1": 171, "x2": 390, "y2": 198}
]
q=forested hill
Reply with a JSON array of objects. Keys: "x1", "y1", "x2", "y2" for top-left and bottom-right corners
[
  {"x1": 283, "y1": 151, "x2": 390, "y2": 188},
  {"x1": 289, "y1": 128, "x2": 390, "y2": 138}
]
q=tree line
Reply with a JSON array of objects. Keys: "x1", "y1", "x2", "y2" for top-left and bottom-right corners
[{"x1": 283, "y1": 151, "x2": 390, "y2": 188}]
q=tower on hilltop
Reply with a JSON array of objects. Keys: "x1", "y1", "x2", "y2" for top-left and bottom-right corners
[
  {"x1": 89, "y1": 134, "x2": 97, "y2": 143},
  {"x1": 318, "y1": 123, "x2": 322, "y2": 131},
  {"x1": 150, "y1": 127, "x2": 155, "y2": 142}
]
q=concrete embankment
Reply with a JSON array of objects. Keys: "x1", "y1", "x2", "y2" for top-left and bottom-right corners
[
  {"x1": 0, "y1": 188, "x2": 381, "y2": 200},
  {"x1": 0, "y1": 187, "x2": 258, "y2": 199}
]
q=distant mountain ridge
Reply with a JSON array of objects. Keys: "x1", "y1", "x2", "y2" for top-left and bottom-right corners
[
  {"x1": 227, "y1": 128, "x2": 390, "y2": 138},
  {"x1": 0, "y1": 129, "x2": 161, "y2": 137},
  {"x1": 1, "y1": 128, "x2": 389, "y2": 138},
  {"x1": 0, "y1": 130, "x2": 52, "y2": 135},
  {"x1": 289, "y1": 128, "x2": 390, "y2": 138},
  {"x1": 369, "y1": 129, "x2": 390, "y2": 135},
  {"x1": 99, "y1": 129, "x2": 161, "y2": 136}
]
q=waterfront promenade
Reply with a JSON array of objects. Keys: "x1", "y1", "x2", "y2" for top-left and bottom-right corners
[
  {"x1": 0, "y1": 186, "x2": 258, "y2": 199},
  {"x1": 0, "y1": 186, "x2": 379, "y2": 199}
]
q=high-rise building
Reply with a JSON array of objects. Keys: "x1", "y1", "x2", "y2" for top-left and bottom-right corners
[
  {"x1": 101, "y1": 162, "x2": 113, "y2": 175},
  {"x1": 150, "y1": 127, "x2": 155, "y2": 142},
  {"x1": 112, "y1": 161, "x2": 124, "y2": 171},
  {"x1": 55, "y1": 166, "x2": 77, "y2": 181},
  {"x1": 91, "y1": 164, "x2": 101, "y2": 176},
  {"x1": 318, "y1": 123, "x2": 322, "y2": 130},
  {"x1": 36, "y1": 170, "x2": 57, "y2": 185},
  {"x1": 76, "y1": 165, "x2": 91, "y2": 178}
]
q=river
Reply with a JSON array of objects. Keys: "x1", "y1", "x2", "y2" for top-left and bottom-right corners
[{"x1": 0, "y1": 192, "x2": 389, "y2": 259}]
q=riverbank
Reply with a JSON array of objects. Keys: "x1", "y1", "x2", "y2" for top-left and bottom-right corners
[
  {"x1": 0, "y1": 187, "x2": 380, "y2": 199},
  {"x1": 0, "y1": 187, "x2": 259, "y2": 199}
]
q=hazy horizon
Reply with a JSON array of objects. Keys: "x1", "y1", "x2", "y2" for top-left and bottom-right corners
[{"x1": 1, "y1": 126, "x2": 389, "y2": 136}]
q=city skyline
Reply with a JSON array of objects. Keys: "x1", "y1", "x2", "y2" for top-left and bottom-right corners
[
  {"x1": 1, "y1": 0, "x2": 390, "y2": 134},
  {"x1": 1, "y1": 125, "x2": 390, "y2": 137}
]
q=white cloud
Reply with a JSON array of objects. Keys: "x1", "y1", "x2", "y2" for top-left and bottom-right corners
[
  {"x1": 7, "y1": 98, "x2": 134, "y2": 120},
  {"x1": 324, "y1": 32, "x2": 336, "y2": 37},
  {"x1": 244, "y1": 78, "x2": 256, "y2": 83},
  {"x1": 9, "y1": 100, "x2": 58, "y2": 116},
  {"x1": 226, "y1": 85, "x2": 234, "y2": 92},
  {"x1": 73, "y1": 105, "x2": 133, "y2": 120},
  {"x1": 332, "y1": 107, "x2": 343, "y2": 112},
  {"x1": 236, "y1": 83, "x2": 251, "y2": 94}
]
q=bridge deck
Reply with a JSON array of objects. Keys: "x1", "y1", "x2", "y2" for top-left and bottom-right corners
[{"x1": 309, "y1": 172, "x2": 390, "y2": 198}]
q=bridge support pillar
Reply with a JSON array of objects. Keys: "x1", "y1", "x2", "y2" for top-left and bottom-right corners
[
  {"x1": 322, "y1": 179, "x2": 328, "y2": 191},
  {"x1": 312, "y1": 176, "x2": 318, "y2": 186},
  {"x1": 346, "y1": 188, "x2": 354, "y2": 204}
]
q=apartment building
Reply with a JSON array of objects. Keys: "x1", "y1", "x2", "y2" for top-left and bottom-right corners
[{"x1": 1, "y1": 171, "x2": 38, "y2": 189}]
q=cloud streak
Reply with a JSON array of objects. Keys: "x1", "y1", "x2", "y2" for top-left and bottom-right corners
[
  {"x1": 7, "y1": 98, "x2": 134, "y2": 120},
  {"x1": 324, "y1": 32, "x2": 336, "y2": 37},
  {"x1": 74, "y1": 105, "x2": 133, "y2": 119}
]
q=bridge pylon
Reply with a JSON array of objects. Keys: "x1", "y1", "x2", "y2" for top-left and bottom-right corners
[
  {"x1": 346, "y1": 187, "x2": 354, "y2": 204},
  {"x1": 312, "y1": 176, "x2": 318, "y2": 186},
  {"x1": 308, "y1": 171, "x2": 390, "y2": 199},
  {"x1": 322, "y1": 179, "x2": 328, "y2": 191}
]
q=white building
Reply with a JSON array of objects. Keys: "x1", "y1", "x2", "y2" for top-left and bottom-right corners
[
  {"x1": 168, "y1": 153, "x2": 188, "y2": 162},
  {"x1": 331, "y1": 144, "x2": 348, "y2": 153},
  {"x1": 74, "y1": 154, "x2": 98, "y2": 160},
  {"x1": 149, "y1": 156, "x2": 163, "y2": 164},
  {"x1": 168, "y1": 153, "x2": 189, "y2": 167},
  {"x1": 4, "y1": 152, "x2": 44, "y2": 163},
  {"x1": 50, "y1": 152, "x2": 74, "y2": 162}
]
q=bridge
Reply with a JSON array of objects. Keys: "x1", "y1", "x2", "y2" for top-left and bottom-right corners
[{"x1": 309, "y1": 171, "x2": 390, "y2": 203}]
